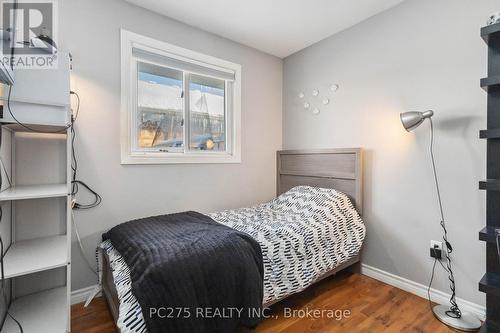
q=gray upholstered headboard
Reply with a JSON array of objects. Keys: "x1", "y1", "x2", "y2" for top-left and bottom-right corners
[{"x1": 277, "y1": 148, "x2": 363, "y2": 214}]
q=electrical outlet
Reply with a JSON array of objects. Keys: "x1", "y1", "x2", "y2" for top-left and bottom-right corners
[
  {"x1": 430, "y1": 240, "x2": 443, "y2": 251},
  {"x1": 430, "y1": 240, "x2": 443, "y2": 259}
]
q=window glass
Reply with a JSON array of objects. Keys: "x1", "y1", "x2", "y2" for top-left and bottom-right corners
[
  {"x1": 137, "y1": 62, "x2": 184, "y2": 149},
  {"x1": 189, "y1": 74, "x2": 225, "y2": 151}
]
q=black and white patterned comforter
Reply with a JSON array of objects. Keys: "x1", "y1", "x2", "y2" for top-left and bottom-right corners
[{"x1": 99, "y1": 186, "x2": 366, "y2": 333}]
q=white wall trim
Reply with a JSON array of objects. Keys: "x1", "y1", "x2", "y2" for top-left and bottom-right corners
[
  {"x1": 361, "y1": 264, "x2": 485, "y2": 320},
  {"x1": 71, "y1": 284, "x2": 102, "y2": 305}
]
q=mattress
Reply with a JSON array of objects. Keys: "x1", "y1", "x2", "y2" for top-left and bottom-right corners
[{"x1": 99, "y1": 186, "x2": 366, "y2": 333}]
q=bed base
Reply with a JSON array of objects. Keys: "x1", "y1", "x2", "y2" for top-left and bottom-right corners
[
  {"x1": 102, "y1": 252, "x2": 120, "y2": 325},
  {"x1": 101, "y1": 251, "x2": 361, "y2": 328},
  {"x1": 101, "y1": 148, "x2": 364, "y2": 330}
]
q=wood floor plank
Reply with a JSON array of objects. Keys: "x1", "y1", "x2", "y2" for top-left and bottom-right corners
[{"x1": 71, "y1": 273, "x2": 465, "y2": 333}]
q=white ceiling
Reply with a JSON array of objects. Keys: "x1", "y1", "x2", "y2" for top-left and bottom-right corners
[{"x1": 125, "y1": 0, "x2": 405, "y2": 58}]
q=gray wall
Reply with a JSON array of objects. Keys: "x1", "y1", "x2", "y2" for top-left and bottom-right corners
[
  {"x1": 283, "y1": 0, "x2": 496, "y2": 306},
  {"x1": 59, "y1": 0, "x2": 283, "y2": 291}
]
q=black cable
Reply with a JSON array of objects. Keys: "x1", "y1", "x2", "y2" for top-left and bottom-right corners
[
  {"x1": 70, "y1": 122, "x2": 101, "y2": 210},
  {"x1": 71, "y1": 91, "x2": 80, "y2": 122},
  {"x1": 71, "y1": 181, "x2": 102, "y2": 210},
  {"x1": 427, "y1": 258, "x2": 438, "y2": 312},
  {"x1": 436, "y1": 257, "x2": 450, "y2": 274},
  {"x1": 71, "y1": 125, "x2": 77, "y2": 194},
  {"x1": 7, "y1": 313, "x2": 22, "y2": 332},
  {"x1": 6, "y1": 81, "x2": 99, "y2": 208},
  {"x1": 439, "y1": 220, "x2": 461, "y2": 319}
]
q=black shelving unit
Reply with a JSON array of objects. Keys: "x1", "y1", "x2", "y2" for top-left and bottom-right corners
[
  {"x1": 479, "y1": 21, "x2": 500, "y2": 332},
  {"x1": 480, "y1": 129, "x2": 500, "y2": 139},
  {"x1": 480, "y1": 226, "x2": 499, "y2": 243},
  {"x1": 479, "y1": 179, "x2": 500, "y2": 191},
  {"x1": 481, "y1": 76, "x2": 500, "y2": 92}
]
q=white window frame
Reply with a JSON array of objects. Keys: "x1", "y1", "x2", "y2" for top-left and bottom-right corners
[{"x1": 120, "y1": 29, "x2": 242, "y2": 164}]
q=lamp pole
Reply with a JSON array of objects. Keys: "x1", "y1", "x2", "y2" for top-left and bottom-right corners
[{"x1": 400, "y1": 111, "x2": 480, "y2": 331}]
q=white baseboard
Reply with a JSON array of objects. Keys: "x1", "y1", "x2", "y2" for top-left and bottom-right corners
[
  {"x1": 71, "y1": 284, "x2": 102, "y2": 305},
  {"x1": 361, "y1": 264, "x2": 485, "y2": 320}
]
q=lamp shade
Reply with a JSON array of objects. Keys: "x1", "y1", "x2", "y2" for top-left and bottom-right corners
[{"x1": 400, "y1": 110, "x2": 434, "y2": 132}]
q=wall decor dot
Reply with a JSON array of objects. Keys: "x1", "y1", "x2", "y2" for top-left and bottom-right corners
[
  {"x1": 297, "y1": 82, "x2": 341, "y2": 115},
  {"x1": 330, "y1": 84, "x2": 339, "y2": 92}
]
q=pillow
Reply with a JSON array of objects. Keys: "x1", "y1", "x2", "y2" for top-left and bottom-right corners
[{"x1": 266, "y1": 186, "x2": 356, "y2": 222}]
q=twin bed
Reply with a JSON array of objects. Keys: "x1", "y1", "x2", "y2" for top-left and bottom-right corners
[{"x1": 99, "y1": 149, "x2": 366, "y2": 333}]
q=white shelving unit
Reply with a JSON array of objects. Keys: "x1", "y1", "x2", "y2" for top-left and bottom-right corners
[
  {"x1": 0, "y1": 52, "x2": 72, "y2": 333},
  {"x1": 0, "y1": 184, "x2": 68, "y2": 201},
  {"x1": 1, "y1": 287, "x2": 67, "y2": 332},
  {"x1": 3, "y1": 235, "x2": 68, "y2": 279}
]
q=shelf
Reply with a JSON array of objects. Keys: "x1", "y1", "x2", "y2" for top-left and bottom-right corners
[
  {"x1": 3, "y1": 235, "x2": 68, "y2": 279},
  {"x1": 479, "y1": 180, "x2": 500, "y2": 191},
  {"x1": 480, "y1": 320, "x2": 500, "y2": 333},
  {"x1": 1, "y1": 287, "x2": 67, "y2": 333},
  {"x1": 479, "y1": 272, "x2": 500, "y2": 297},
  {"x1": 0, "y1": 184, "x2": 69, "y2": 201},
  {"x1": 482, "y1": 22, "x2": 500, "y2": 45},
  {"x1": 0, "y1": 96, "x2": 70, "y2": 108},
  {"x1": 481, "y1": 76, "x2": 500, "y2": 92},
  {"x1": 479, "y1": 226, "x2": 500, "y2": 243},
  {"x1": 0, "y1": 119, "x2": 70, "y2": 133},
  {"x1": 480, "y1": 129, "x2": 500, "y2": 139}
]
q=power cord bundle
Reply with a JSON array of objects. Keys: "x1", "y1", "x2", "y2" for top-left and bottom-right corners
[
  {"x1": 70, "y1": 124, "x2": 101, "y2": 210},
  {"x1": 6, "y1": 83, "x2": 101, "y2": 210},
  {"x1": 70, "y1": 104, "x2": 101, "y2": 276},
  {"x1": 67, "y1": 92, "x2": 102, "y2": 307},
  {"x1": 427, "y1": 247, "x2": 460, "y2": 315},
  {"x1": 439, "y1": 220, "x2": 461, "y2": 318}
]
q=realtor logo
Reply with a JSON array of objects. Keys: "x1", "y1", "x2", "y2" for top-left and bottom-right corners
[{"x1": 1, "y1": 0, "x2": 58, "y2": 69}]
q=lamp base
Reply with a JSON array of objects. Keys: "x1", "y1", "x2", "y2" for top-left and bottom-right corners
[{"x1": 432, "y1": 305, "x2": 481, "y2": 332}]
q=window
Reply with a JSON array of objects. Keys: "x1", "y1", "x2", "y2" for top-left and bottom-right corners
[{"x1": 121, "y1": 30, "x2": 241, "y2": 164}]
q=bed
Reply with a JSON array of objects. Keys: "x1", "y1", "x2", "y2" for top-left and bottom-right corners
[{"x1": 99, "y1": 148, "x2": 365, "y2": 333}]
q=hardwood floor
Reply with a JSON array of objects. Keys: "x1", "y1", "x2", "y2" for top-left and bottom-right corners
[{"x1": 71, "y1": 273, "x2": 458, "y2": 333}]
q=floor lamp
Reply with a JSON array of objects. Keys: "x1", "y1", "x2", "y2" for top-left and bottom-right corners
[{"x1": 400, "y1": 111, "x2": 481, "y2": 331}]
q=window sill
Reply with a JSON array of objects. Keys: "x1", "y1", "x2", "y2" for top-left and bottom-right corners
[{"x1": 121, "y1": 152, "x2": 241, "y2": 165}]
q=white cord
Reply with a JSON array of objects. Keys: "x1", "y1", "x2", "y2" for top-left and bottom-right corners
[{"x1": 71, "y1": 210, "x2": 98, "y2": 277}]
